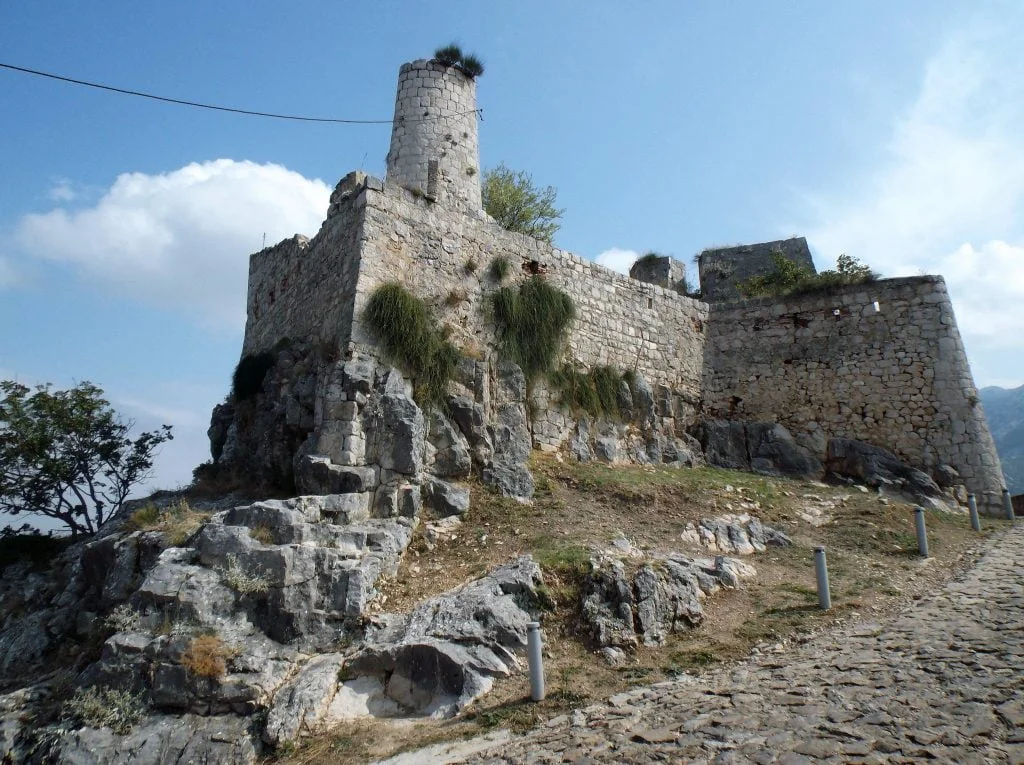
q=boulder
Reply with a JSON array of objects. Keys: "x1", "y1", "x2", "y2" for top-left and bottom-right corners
[
  {"x1": 422, "y1": 479, "x2": 470, "y2": 517},
  {"x1": 582, "y1": 551, "x2": 756, "y2": 648},
  {"x1": 345, "y1": 557, "x2": 543, "y2": 718},
  {"x1": 426, "y1": 413, "x2": 472, "y2": 478},
  {"x1": 745, "y1": 422, "x2": 822, "y2": 479},
  {"x1": 481, "y1": 404, "x2": 534, "y2": 499},
  {"x1": 826, "y1": 438, "x2": 941, "y2": 497},
  {"x1": 696, "y1": 419, "x2": 749, "y2": 470}
]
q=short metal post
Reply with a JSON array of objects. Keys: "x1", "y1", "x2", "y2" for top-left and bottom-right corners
[
  {"x1": 527, "y1": 622, "x2": 545, "y2": 701},
  {"x1": 968, "y1": 494, "x2": 981, "y2": 532},
  {"x1": 814, "y1": 546, "x2": 831, "y2": 610},
  {"x1": 1003, "y1": 489, "x2": 1015, "y2": 522},
  {"x1": 915, "y1": 507, "x2": 929, "y2": 557}
]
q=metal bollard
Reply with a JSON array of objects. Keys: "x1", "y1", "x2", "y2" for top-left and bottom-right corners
[
  {"x1": 915, "y1": 507, "x2": 929, "y2": 557},
  {"x1": 527, "y1": 622, "x2": 545, "y2": 701},
  {"x1": 814, "y1": 546, "x2": 831, "y2": 610},
  {"x1": 968, "y1": 494, "x2": 981, "y2": 532},
  {"x1": 1003, "y1": 489, "x2": 1015, "y2": 522}
]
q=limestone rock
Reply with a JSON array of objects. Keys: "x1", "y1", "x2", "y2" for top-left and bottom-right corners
[
  {"x1": 746, "y1": 422, "x2": 822, "y2": 479},
  {"x1": 427, "y1": 412, "x2": 472, "y2": 478},
  {"x1": 482, "y1": 403, "x2": 535, "y2": 499},
  {"x1": 582, "y1": 551, "x2": 756, "y2": 648},
  {"x1": 423, "y1": 478, "x2": 471, "y2": 517},
  {"x1": 826, "y1": 438, "x2": 941, "y2": 497},
  {"x1": 345, "y1": 557, "x2": 543, "y2": 718},
  {"x1": 696, "y1": 419, "x2": 749, "y2": 470}
]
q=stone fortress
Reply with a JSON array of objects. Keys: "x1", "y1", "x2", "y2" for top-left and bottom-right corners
[{"x1": 209, "y1": 53, "x2": 1006, "y2": 519}]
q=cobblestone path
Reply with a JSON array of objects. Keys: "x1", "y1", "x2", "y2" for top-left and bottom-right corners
[{"x1": 463, "y1": 524, "x2": 1024, "y2": 764}]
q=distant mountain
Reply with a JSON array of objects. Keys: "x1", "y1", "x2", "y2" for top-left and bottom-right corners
[{"x1": 979, "y1": 384, "x2": 1024, "y2": 494}]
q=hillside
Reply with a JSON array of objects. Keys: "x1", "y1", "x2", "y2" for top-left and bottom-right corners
[{"x1": 979, "y1": 384, "x2": 1024, "y2": 493}]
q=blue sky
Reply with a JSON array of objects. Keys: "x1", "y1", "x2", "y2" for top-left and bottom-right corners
[{"x1": 3, "y1": 2, "x2": 1024, "y2": 495}]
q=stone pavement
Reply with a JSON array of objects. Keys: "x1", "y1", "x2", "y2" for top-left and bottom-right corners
[{"x1": 459, "y1": 524, "x2": 1024, "y2": 764}]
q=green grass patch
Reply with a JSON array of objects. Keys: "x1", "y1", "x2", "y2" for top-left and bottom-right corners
[
  {"x1": 489, "y1": 255, "x2": 511, "y2": 282},
  {"x1": 550, "y1": 364, "x2": 624, "y2": 419},
  {"x1": 492, "y1": 276, "x2": 575, "y2": 384},
  {"x1": 364, "y1": 282, "x2": 460, "y2": 409}
]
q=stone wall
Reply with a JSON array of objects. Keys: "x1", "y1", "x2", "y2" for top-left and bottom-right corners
[
  {"x1": 241, "y1": 174, "x2": 367, "y2": 356},
  {"x1": 385, "y1": 60, "x2": 481, "y2": 212},
  {"x1": 702, "y1": 276, "x2": 1004, "y2": 498},
  {"x1": 699, "y1": 237, "x2": 815, "y2": 302},
  {"x1": 350, "y1": 181, "x2": 708, "y2": 402}
]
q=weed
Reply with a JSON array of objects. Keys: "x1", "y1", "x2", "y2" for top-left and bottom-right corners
[
  {"x1": 492, "y1": 276, "x2": 575, "y2": 384},
  {"x1": 636, "y1": 252, "x2": 664, "y2": 266},
  {"x1": 739, "y1": 252, "x2": 877, "y2": 298},
  {"x1": 489, "y1": 256, "x2": 511, "y2": 282},
  {"x1": 464, "y1": 257, "x2": 478, "y2": 274},
  {"x1": 181, "y1": 634, "x2": 238, "y2": 679},
  {"x1": 445, "y1": 288, "x2": 468, "y2": 307},
  {"x1": 62, "y1": 686, "x2": 146, "y2": 734},
  {"x1": 433, "y1": 43, "x2": 462, "y2": 66},
  {"x1": 220, "y1": 554, "x2": 271, "y2": 594},
  {"x1": 550, "y1": 364, "x2": 624, "y2": 419},
  {"x1": 458, "y1": 53, "x2": 485, "y2": 78},
  {"x1": 249, "y1": 524, "x2": 276, "y2": 545},
  {"x1": 125, "y1": 500, "x2": 211, "y2": 546},
  {"x1": 364, "y1": 282, "x2": 460, "y2": 409},
  {"x1": 232, "y1": 352, "x2": 276, "y2": 401},
  {"x1": 103, "y1": 604, "x2": 143, "y2": 634}
]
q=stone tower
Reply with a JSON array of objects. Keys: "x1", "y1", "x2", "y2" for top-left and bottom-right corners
[{"x1": 385, "y1": 59, "x2": 481, "y2": 210}]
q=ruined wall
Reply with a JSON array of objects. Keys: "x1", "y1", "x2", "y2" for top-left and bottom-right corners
[
  {"x1": 702, "y1": 276, "x2": 1004, "y2": 497},
  {"x1": 241, "y1": 175, "x2": 369, "y2": 356},
  {"x1": 699, "y1": 237, "x2": 815, "y2": 302},
  {"x1": 349, "y1": 181, "x2": 708, "y2": 398}
]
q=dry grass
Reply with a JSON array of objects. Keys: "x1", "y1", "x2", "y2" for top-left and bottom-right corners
[
  {"x1": 276, "y1": 454, "x2": 1001, "y2": 763},
  {"x1": 249, "y1": 524, "x2": 276, "y2": 545},
  {"x1": 181, "y1": 634, "x2": 238, "y2": 679},
  {"x1": 125, "y1": 499, "x2": 211, "y2": 546}
]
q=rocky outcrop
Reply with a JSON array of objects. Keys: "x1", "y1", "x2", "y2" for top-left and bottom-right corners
[
  {"x1": 825, "y1": 437, "x2": 941, "y2": 498},
  {"x1": 696, "y1": 420, "x2": 822, "y2": 479},
  {"x1": 582, "y1": 551, "x2": 756, "y2": 649},
  {"x1": 679, "y1": 515, "x2": 792, "y2": 555}
]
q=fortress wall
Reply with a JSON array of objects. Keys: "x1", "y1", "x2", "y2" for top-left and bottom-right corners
[
  {"x1": 241, "y1": 191, "x2": 365, "y2": 357},
  {"x1": 703, "y1": 276, "x2": 1005, "y2": 497},
  {"x1": 350, "y1": 183, "x2": 709, "y2": 400}
]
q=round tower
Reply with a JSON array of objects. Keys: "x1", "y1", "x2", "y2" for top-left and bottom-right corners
[{"x1": 385, "y1": 59, "x2": 481, "y2": 210}]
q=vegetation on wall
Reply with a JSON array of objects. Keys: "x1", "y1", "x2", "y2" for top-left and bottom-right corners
[
  {"x1": 482, "y1": 164, "x2": 563, "y2": 244},
  {"x1": 739, "y1": 253, "x2": 878, "y2": 298},
  {"x1": 232, "y1": 352, "x2": 276, "y2": 401},
  {"x1": 550, "y1": 365, "x2": 626, "y2": 419},
  {"x1": 490, "y1": 255, "x2": 511, "y2": 282},
  {"x1": 432, "y1": 43, "x2": 485, "y2": 78},
  {"x1": 364, "y1": 283, "x2": 460, "y2": 408},
  {"x1": 492, "y1": 276, "x2": 576, "y2": 384}
]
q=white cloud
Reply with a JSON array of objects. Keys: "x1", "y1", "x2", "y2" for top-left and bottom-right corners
[
  {"x1": 48, "y1": 178, "x2": 77, "y2": 202},
  {"x1": 801, "y1": 15, "x2": 1024, "y2": 387},
  {"x1": 595, "y1": 247, "x2": 639, "y2": 275},
  {"x1": 14, "y1": 160, "x2": 331, "y2": 328}
]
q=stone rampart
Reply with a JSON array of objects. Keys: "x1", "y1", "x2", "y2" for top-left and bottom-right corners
[
  {"x1": 350, "y1": 182, "x2": 708, "y2": 401},
  {"x1": 241, "y1": 175, "x2": 366, "y2": 357},
  {"x1": 702, "y1": 276, "x2": 1004, "y2": 497},
  {"x1": 699, "y1": 236, "x2": 815, "y2": 302}
]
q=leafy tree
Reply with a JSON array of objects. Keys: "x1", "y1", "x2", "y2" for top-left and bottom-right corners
[
  {"x1": 482, "y1": 164, "x2": 564, "y2": 244},
  {"x1": 0, "y1": 381, "x2": 172, "y2": 537}
]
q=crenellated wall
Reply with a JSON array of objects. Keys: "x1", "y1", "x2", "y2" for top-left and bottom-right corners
[{"x1": 702, "y1": 276, "x2": 1004, "y2": 498}]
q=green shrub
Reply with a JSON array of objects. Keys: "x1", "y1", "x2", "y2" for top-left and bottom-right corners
[
  {"x1": 550, "y1": 365, "x2": 625, "y2": 418},
  {"x1": 364, "y1": 283, "x2": 460, "y2": 408},
  {"x1": 739, "y1": 252, "x2": 877, "y2": 298},
  {"x1": 490, "y1": 256, "x2": 511, "y2": 282},
  {"x1": 433, "y1": 43, "x2": 462, "y2": 66},
  {"x1": 459, "y1": 53, "x2": 485, "y2": 78},
  {"x1": 231, "y1": 352, "x2": 276, "y2": 401},
  {"x1": 63, "y1": 686, "x2": 146, "y2": 734},
  {"x1": 492, "y1": 277, "x2": 575, "y2": 384},
  {"x1": 636, "y1": 252, "x2": 664, "y2": 266}
]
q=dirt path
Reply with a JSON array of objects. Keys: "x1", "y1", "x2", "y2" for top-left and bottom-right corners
[{"x1": 431, "y1": 523, "x2": 1024, "y2": 764}]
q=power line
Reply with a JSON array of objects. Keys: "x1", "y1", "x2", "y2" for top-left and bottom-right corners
[{"x1": 0, "y1": 62, "x2": 480, "y2": 125}]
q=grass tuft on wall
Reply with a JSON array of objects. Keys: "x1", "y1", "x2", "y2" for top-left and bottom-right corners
[
  {"x1": 551, "y1": 365, "x2": 625, "y2": 419},
  {"x1": 492, "y1": 276, "x2": 575, "y2": 384},
  {"x1": 364, "y1": 283, "x2": 460, "y2": 408}
]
